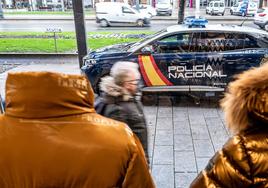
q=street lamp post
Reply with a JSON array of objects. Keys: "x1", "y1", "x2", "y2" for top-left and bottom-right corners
[
  {"x1": 0, "y1": 0, "x2": 4, "y2": 19},
  {"x1": 72, "y1": 0, "x2": 88, "y2": 68}
]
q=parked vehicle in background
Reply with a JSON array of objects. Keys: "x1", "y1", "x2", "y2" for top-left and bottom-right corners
[
  {"x1": 82, "y1": 18, "x2": 268, "y2": 98},
  {"x1": 206, "y1": 1, "x2": 225, "y2": 16},
  {"x1": 132, "y1": 4, "x2": 157, "y2": 17},
  {"x1": 95, "y1": 2, "x2": 151, "y2": 27},
  {"x1": 254, "y1": 8, "x2": 268, "y2": 29},
  {"x1": 155, "y1": 0, "x2": 172, "y2": 16},
  {"x1": 230, "y1": 1, "x2": 257, "y2": 17}
]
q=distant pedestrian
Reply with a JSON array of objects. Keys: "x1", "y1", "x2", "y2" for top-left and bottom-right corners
[
  {"x1": 190, "y1": 63, "x2": 268, "y2": 187},
  {"x1": 0, "y1": 71, "x2": 155, "y2": 188},
  {"x1": 95, "y1": 61, "x2": 150, "y2": 164}
]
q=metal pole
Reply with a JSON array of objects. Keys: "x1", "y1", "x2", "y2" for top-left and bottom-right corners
[
  {"x1": 178, "y1": 0, "x2": 186, "y2": 24},
  {"x1": 0, "y1": 0, "x2": 4, "y2": 19},
  {"x1": 54, "y1": 32, "x2": 58, "y2": 53},
  {"x1": 195, "y1": 0, "x2": 200, "y2": 18},
  {"x1": 72, "y1": 0, "x2": 88, "y2": 68}
]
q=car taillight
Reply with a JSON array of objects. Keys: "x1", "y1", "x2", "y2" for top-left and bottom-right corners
[{"x1": 259, "y1": 13, "x2": 266, "y2": 16}]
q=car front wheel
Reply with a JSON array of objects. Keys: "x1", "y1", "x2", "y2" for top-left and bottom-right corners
[
  {"x1": 100, "y1": 19, "x2": 109, "y2": 27},
  {"x1": 137, "y1": 19, "x2": 144, "y2": 27},
  {"x1": 230, "y1": 10, "x2": 233, "y2": 15}
]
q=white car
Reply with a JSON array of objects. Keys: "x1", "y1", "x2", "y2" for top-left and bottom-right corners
[
  {"x1": 230, "y1": 2, "x2": 257, "y2": 17},
  {"x1": 254, "y1": 8, "x2": 268, "y2": 29},
  {"x1": 95, "y1": 2, "x2": 151, "y2": 27},
  {"x1": 155, "y1": 0, "x2": 172, "y2": 16},
  {"x1": 206, "y1": 1, "x2": 225, "y2": 16},
  {"x1": 133, "y1": 4, "x2": 157, "y2": 17}
]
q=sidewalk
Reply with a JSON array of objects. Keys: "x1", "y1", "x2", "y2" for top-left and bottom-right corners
[
  {"x1": 1, "y1": 8, "x2": 253, "y2": 21},
  {"x1": 0, "y1": 62, "x2": 230, "y2": 188}
]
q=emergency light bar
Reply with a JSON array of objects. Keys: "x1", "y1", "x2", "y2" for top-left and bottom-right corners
[{"x1": 183, "y1": 16, "x2": 208, "y2": 28}]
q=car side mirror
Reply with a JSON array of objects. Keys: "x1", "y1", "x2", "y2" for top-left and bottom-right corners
[{"x1": 141, "y1": 46, "x2": 153, "y2": 55}]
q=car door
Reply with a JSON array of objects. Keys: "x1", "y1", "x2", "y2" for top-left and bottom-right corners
[
  {"x1": 137, "y1": 32, "x2": 195, "y2": 91},
  {"x1": 193, "y1": 31, "x2": 265, "y2": 91},
  {"x1": 120, "y1": 6, "x2": 137, "y2": 24}
]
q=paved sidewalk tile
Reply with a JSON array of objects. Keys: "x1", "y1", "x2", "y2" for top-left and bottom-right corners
[
  {"x1": 153, "y1": 146, "x2": 173, "y2": 165},
  {"x1": 193, "y1": 139, "x2": 215, "y2": 157},
  {"x1": 175, "y1": 173, "x2": 197, "y2": 188},
  {"x1": 152, "y1": 165, "x2": 174, "y2": 188},
  {"x1": 175, "y1": 151, "x2": 197, "y2": 173},
  {"x1": 155, "y1": 130, "x2": 173, "y2": 146},
  {"x1": 174, "y1": 134, "x2": 193, "y2": 151}
]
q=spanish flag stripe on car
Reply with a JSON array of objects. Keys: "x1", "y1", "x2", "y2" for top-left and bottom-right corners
[{"x1": 138, "y1": 55, "x2": 173, "y2": 86}]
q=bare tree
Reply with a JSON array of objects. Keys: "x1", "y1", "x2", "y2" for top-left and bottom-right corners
[{"x1": 178, "y1": 0, "x2": 186, "y2": 24}]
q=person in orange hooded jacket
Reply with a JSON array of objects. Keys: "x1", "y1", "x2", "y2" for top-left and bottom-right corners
[{"x1": 0, "y1": 71, "x2": 155, "y2": 188}]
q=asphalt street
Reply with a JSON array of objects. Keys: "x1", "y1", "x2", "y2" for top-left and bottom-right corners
[{"x1": 0, "y1": 19, "x2": 256, "y2": 32}]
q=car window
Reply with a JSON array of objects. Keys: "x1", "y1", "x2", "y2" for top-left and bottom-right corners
[
  {"x1": 145, "y1": 33, "x2": 193, "y2": 53},
  {"x1": 194, "y1": 32, "x2": 253, "y2": 52},
  {"x1": 214, "y1": 2, "x2": 219, "y2": 7},
  {"x1": 220, "y1": 3, "x2": 224, "y2": 7},
  {"x1": 122, "y1": 7, "x2": 135, "y2": 14},
  {"x1": 245, "y1": 33, "x2": 268, "y2": 48}
]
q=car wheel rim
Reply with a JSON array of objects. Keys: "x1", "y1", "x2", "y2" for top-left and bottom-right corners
[
  {"x1": 100, "y1": 20, "x2": 108, "y2": 27},
  {"x1": 137, "y1": 20, "x2": 144, "y2": 27}
]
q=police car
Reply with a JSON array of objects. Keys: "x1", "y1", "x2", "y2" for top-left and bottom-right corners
[{"x1": 82, "y1": 18, "x2": 268, "y2": 97}]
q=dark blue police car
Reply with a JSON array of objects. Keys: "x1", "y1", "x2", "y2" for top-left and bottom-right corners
[{"x1": 82, "y1": 21, "x2": 268, "y2": 97}]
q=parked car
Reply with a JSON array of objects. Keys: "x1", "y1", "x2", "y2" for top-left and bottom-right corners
[
  {"x1": 95, "y1": 2, "x2": 151, "y2": 27},
  {"x1": 254, "y1": 8, "x2": 268, "y2": 29},
  {"x1": 206, "y1": 1, "x2": 225, "y2": 16},
  {"x1": 132, "y1": 4, "x2": 157, "y2": 17},
  {"x1": 82, "y1": 19, "x2": 268, "y2": 98},
  {"x1": 155, "y1": 0, "x2": 172, "y2": 16},
  {"x1": 230, "y1": 2, "x2": 257, "y2": 17}
]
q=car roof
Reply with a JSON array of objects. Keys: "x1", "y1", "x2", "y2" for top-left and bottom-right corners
[{"x1": 166, "y1": 24, "x2": 268, "y2": 35}]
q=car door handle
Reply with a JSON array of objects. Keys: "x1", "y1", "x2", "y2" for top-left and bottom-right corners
[{"x1": 227, "y1": 62, "x2": 234, "y2": 64}]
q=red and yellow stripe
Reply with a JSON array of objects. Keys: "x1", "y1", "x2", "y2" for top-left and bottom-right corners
[{"x1": 138, "y1": 55, "x2": 173, "y2": 87}]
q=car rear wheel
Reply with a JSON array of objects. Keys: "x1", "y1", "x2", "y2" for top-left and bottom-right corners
[
  {"x1": 100, "y1": 19, "x2": 109, "y2": 27},
  {"x1": 137, "y1": 19, "x2": 144, "y2": 27}
]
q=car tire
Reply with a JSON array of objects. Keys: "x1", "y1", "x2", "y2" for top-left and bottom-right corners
[
  {"x1": 230, "y1": 10, "x2": 233, "y2": 15},
  {"x1": 100, "y1": 19, "x2": 109, "y2": 27},
  {"x1": 242, "y1": 12, "x2": 246, "y2": 17},
  {"x1": 137, "y1": 19, "x2": 144, "y2": 27},
  {"x1": 222, "y1": 12, "x2": 224, "y2": 16}
]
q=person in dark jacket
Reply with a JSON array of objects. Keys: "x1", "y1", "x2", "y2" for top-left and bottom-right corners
[
  {"x1": 95, "y1": 61, "x2": 149, "y2": 164},
  {"x1": 190, "y1": 62, "x2": 268, "y2": 188}
]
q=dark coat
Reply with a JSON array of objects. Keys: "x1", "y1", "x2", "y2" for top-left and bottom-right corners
[
  {"x1": 95, "y1": 94, "x2": 149, "y2": 163},
  {"x1": 95, "y1": 76, "x2": 149, "y2": 163}
]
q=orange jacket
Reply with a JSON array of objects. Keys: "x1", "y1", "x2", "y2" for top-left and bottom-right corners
[{"x1": 0, "y1": 72, "x2": 155, "y2": 188}]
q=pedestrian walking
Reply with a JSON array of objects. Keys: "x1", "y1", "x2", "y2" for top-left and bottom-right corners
[
  {"x1": 0, "y1": 71, "x2": 155, "y2": 188},
  {"x1": 190, "y1": 63, "x2": 268, "y2": 187},
  {"x1": 95, "y1": 61, "x2": 150, "y2": 164}
]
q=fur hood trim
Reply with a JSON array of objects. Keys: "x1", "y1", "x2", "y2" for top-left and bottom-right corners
[
  {"x1": 99, "y1": 76, "x2": 132, "y2": 101},
  {"x1": 221, "y1": 63, "x2": 268, "y2": 134}
]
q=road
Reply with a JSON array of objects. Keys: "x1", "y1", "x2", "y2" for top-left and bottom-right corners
[{"x1": 0, "y1": 19, "x2": 257, "y2": 32}]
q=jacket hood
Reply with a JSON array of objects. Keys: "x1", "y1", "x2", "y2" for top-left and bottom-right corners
[
  {"x1": 221, "y1": 63, "x2": 268, "y2": 134},
  {"x1": 99, "y1": 76, "x2": 132, "y2": 101},
  {"x1": 5, "y1": 72, "x2": 95, "y2": 119}
]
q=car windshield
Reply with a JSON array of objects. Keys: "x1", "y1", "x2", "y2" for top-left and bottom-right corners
[{"x1": 125, "y1": 29, "x2": 167, "y2": 52}]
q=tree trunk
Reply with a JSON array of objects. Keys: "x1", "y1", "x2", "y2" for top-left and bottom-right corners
[
  {"x1": 259, "y1": 0, "x2": 263, "y2": 8},
  {"x1": 178, "y1": 0, "x2": 186, "y2": 24}
]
